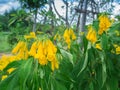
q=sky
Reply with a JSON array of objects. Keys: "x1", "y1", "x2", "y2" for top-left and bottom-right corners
[
  {"x1": 0, "y1": 0, "x2": 20, "y2": 14},
  {"x1": 0, "y1": 0, "x2": 120, "y2": 15}
]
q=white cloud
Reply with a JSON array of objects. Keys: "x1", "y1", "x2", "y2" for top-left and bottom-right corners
[
  {"x1": 0, "y1": 1, "x2": 20, "y2": 14},
  {"x1": 112, "y1": 3, "x2": 120, "y2": 15}
]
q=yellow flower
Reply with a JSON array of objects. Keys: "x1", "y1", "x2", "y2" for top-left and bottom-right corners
[
  {"x1": 2, "y1": 75, "x2": 7, "y2": 80},
  {"x1": 24, "y1": 32, "x2": 36, "y2": 39},
  {"x1": 29, "y1": 41, "x2": 38, "y2": 57},
  {"x1": 38, "y1": 55, "x2": 48, "y2": 65},
  {"x1": 96, "y1": 43, "x2": 102, "y2": 50},
  {"x1": 98, "y1": 15, "x2": 111, "y2": 35},
  {"x1": 33, "y1": 39, "x2": 59, "y2": 71},
  {"x1": 116, "y1": 46, "x2": 120, "y2": 54},
  {"x1": 63, "y1": 28, "x2": 76, "y2": 49},
  {"x1": 0, "y1": 55, "x2": 9, "y2": 71},
  {"x1": 69, "y1": 28, "x2": 76, "y2": 40},
  {"x1": 35, "y1": 41, "x2": 48, "y2": 65},
  {"x1": 51, "y1": 58, "x2": 59, "y2": 71},
  {"x1": 112, "y1": 44, "x2": 120, "y2": 54},
  {"x1": 7, "y1": 68, "x2": 15, "y2": 74},
  {"x1": 12, "y1": 41, "x2": 24, "y2": 54},
  {"x1": 86, "y1": 26, "x2": 97, "y2": 43},
  {"x1": 14, "y1": 42, "x2": 28, "y2": 60}
]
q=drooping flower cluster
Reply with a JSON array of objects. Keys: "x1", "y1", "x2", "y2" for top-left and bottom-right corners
[
  {"x1": 29, "y1": 39, "x2": 59, "y2": 71},
  {"x1": 98, "y1": 15, "x2": 111, "y2": 35},
  {"x1": 86, "y1": 25, "x2": 97, "y2": 43},
  {"x1": 0, "y1": 32, "x2": 59, "y2": 73},
  {"x1": 63, "y1": 28, "x2": 76, "y2": 49},
  {"x1": 0, "y1": 41, "x2": 28, "y2": 72},
  {"x1": 12, "y1": 41, "x2": 28, "y2": 60},
  {"x1": 0, "y1": 55, "x2": 16, "y2": 72}
]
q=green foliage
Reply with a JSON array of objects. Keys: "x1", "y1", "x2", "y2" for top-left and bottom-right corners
[
  {"x1": 0, "y1": 14, "x2": 120, "y2": 90},
  {"x1": 0, "y1": 32, "x2": 12, "y2": 52},
  {"x1": 19, "y1": 0, "x2": 47, "y2": 9}
]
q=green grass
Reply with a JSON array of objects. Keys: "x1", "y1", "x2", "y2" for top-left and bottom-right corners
[{"x1": 0, "y1": 32, "x2": 12, "y2": 53}]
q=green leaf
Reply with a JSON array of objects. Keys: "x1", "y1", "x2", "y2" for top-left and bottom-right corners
[
  {"x1": 101, "y1": 34, "x2": 108, "y2": 51},
  {"x1": 3, "y1": 60, "x2": 25, "y2": 71},
  {"x1": 49, "y1": 76, "x2": 67, "y2": 90},
  {"x1": 0, "y1": 58, "x2": 34, "y2": 90},
  {"x1": 99, "y1": 52, "x2": 107, "y2": 87},
  {"x1": 60, "y1": 49, "x2": 74, "y2": 65},
  {"x1": 78, "y1": 42, "x2": 91, "y2": 76},
  {"x1": 83, "y1": 35, "x2": 88, "y2": 53}
]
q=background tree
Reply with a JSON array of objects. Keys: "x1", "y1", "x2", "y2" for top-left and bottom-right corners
[{"x1": 18, "y1": 0, "x2": 48, "y2": 32}]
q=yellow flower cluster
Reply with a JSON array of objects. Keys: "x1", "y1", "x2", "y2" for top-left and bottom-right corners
[
  {"x1": 12, "y1": 41, "x2": 28, "y2": 60},
  {"x1": 86, "y1": 26, "x2": 97, "y2": 43},
  {"x1": 0, "y1": 55, "x2": 16, "y2": 71},
  {"x1": 24, "y1": 32, "x2": 36, "y2": 39},
  {"x1": 98, "y1": 15, "x2": 111, "y2": 35},
  {"x1": 113, "y1": 44, "x2": 120, "y2": 54},
  {"x1": 29, "y1": 39, "x2": 59, "y2": 71},
  {"x1": 0, "y1": 41, "x2": 28, "y2": 71},
  {"x1": 63, "y1": 28, "x2": 76, "y2": 49}
]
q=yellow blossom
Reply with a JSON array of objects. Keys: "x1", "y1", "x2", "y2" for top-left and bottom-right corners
[
  {"x1": 38, "y1": 55, "x2": 48, "y2": 65},
  {"x1": 69, "y1": 28, "x2": 76, "y2": 40},
  {"x1": 24, "y1": 32, "x2": 36, "y2": 39},
  {"x1": 98, "y1": 15, "x2": 111, "y2": 35},
  {"x1": 7, "y1": 68, "x2": 16, "y2": 74},
  {"x1": 29, "y1": 41, "x2": 38, "y2": 57},
  {"x1": 14, "y1": 42, "x2": 28, "y2": 60},
  {"x1": 116, "y1": 46, "x2": 120, "y2": 54},
  {"x1": 112, "y1": 44, "x2": 120, "y2": 54},
  {"x1": 86, "y1": 26, "x2": 97, "y2": 43},
  {"x1": 96, "y1": 43, "x2": 102, "y2": 50},
  {"x1": 51, "y1": 58, "x2": 59, "y2": 71},
  {"x1": 63, "y1": 28, "x2": 76, "y2": 49},
  {"x1": 0, "y1": 55, "x2": 9, "y2": 71},
  {"x1": 35, "y1": 41, "x2": 48, "y2": 65},
  {"x1": 12, "y1": 41, "x2": 24, "y2": 54},
  {"x1": 2, "y1": 75, "x2": 7, "y2": 80}
]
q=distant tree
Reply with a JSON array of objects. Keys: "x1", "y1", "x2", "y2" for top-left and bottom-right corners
[{"x1": 18, "y1": 0, "x2": 48, "y2": 32}]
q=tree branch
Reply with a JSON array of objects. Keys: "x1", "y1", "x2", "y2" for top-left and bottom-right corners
[
  {"x1": 52, "y1": 0, "x2": 66, "y2": 21},
  {"x1": 75, "y1": 8, "x2": 99, "y2": 14}
]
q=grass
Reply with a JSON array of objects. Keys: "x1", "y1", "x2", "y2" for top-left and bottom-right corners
[{"x1": 0, "y1": 32, "x2": 12, "y2": 53}]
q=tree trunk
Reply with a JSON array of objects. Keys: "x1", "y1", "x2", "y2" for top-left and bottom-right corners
[
  {"x1": 48, "y1": 0, "x2": 54, "y2": 32},
  {"x1": 76, "y1": 14, "x2": 81, "y2": 32},
  {"x1": 32, "y1": 8, "x2": 38, "y2": 32},
  {"x1": 65, "y1": 1, "x2": 69, "y2": 27},
  {"x1": 79, "y1": 0, "x2": 88, "y2": 32}
]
